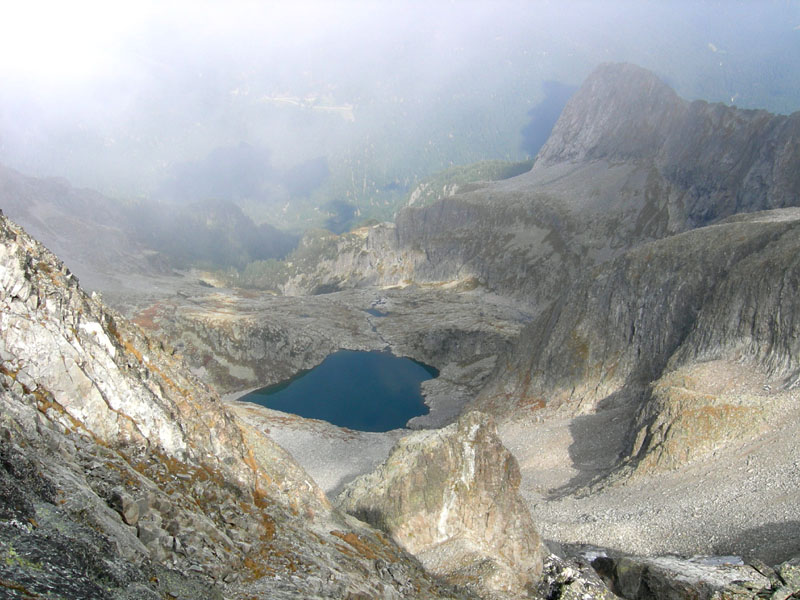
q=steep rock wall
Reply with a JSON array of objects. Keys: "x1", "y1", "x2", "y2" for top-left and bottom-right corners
[
  {"x1": 477, "y1": 212, "x2": 800, "y2": 415},
  {"x1": 477, "y1": 208, "x2": 800, "y2": 477}
]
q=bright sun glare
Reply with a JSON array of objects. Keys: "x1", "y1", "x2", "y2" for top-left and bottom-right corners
[
  {"x1": 0, "y1": 1, "x2": 153, "y2": 84},
  {"x1": 0, "y1": 1, "x2": 361, "y2": 86}
]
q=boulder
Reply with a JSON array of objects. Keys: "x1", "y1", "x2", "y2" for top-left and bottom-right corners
[
  {"x1": 110, "y1": 486, "x2": 140, "y2": 526},
  {"x1": 537, "y1": 554, "x2": 619, "y2": 600},
  {"x1": 777, "y1": 557, "x2": 800, "y2": 590}
]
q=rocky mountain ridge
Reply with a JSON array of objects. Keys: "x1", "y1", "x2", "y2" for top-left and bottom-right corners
[
  {"x1": 534, "y1": 63, "x2": 800, "y2": 227},
  {"x1": 256, "y1": 63, "x2": 800, "y2": 309}
]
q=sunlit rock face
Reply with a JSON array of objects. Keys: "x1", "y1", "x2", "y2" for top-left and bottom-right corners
[
  {"x1": 338, "y1": 411, "x2": 545, "y2": 599},
  {"x1": 0, "y1": 213, "x2": 214, "y2": 462},
  {"x1": 0, "y1": 213, "x2": 476, "y2": 599}
]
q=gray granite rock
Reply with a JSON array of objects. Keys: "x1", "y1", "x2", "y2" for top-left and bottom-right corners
[{"x1": 338, "y1": 411, "x2": 544, "y2": 599}]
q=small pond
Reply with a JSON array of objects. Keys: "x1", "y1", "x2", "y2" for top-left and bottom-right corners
[{"x1": 241, "y1": 350, "x2": 438, "y2": 432}]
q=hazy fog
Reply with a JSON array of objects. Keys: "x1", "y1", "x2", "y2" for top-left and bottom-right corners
[{"x1": 1, "y1": 0, "x2": 799, "y2": 231}]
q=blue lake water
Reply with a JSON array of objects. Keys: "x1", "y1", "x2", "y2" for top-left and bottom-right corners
[{"x1": 241, "y1": 350, "x2": 437, "y2": 432}]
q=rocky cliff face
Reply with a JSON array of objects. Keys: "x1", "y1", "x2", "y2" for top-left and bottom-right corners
[
  {"x1": 476, "y1": 208, "x2": 800, "y2": 482},
  {"x1": 338, "y1": 411, "x2": 545, "y2": 599},
  {"x1": 0, "y1": 213, "x2": 474, "y2": 599},
  {"x1": 477, "y1": 210, "x2": 800, "y2": 413},
  {"x1": 625, "y1": 209, "x2": 800, "y2": 475}
]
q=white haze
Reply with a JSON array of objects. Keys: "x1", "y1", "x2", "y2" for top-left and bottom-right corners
[{"x1": 0, "y1": 0, "x2": 798, "y2": 227}]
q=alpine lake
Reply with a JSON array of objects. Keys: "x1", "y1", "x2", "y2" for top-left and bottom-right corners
[{"x1": 241, "y1": 349, "x2": 438, "y2": 432}]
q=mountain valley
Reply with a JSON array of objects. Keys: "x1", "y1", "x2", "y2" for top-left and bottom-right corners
[{"x1": 2, "y1": 62, "x2": 800, "y2": 599}]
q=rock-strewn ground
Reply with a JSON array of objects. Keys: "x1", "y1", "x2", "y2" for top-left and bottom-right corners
[
  {"x1": 499, "y1": 388, "x2": 800, "y2": 564},
  {"x1": 228, "y1": 402, "x2": 407, "y2": 498}
]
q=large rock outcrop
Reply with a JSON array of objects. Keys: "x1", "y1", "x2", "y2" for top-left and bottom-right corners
[
  {"x1": 534, "y1": 62, "x2": 800, "y2": 230},
  {"x1": 591, "y1": 553, "x2": 800, "y2": 600},
  {"x1": 338, "y1": 411, "x2": 545, "y2": 598},
  {"x1": 0, "y1": 212, "x2": 473, "y2": 599}
]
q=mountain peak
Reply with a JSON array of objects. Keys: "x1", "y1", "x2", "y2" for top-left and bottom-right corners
[{"x1": 536, "y1": 62, "x2": 685, "y2": 165}]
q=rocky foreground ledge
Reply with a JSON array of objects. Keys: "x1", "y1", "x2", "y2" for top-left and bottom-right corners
[{"x1": 0, "y1": 213, "x2": 480, "y2": 598}]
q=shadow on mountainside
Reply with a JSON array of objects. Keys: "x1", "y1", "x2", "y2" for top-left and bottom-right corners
[
  {"x1": 547, "y1": 389, "x2": 642, "y2": 499},
  {"x1": 715, "y1": 521, "x2": 800, "y2": 565}
]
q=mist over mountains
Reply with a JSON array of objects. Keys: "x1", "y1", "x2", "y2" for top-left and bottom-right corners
[{"x1": 1, "y1": 0, "x2": 799, "y2": 236}]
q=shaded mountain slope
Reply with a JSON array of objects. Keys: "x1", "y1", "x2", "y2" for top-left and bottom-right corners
[
  {"x1": 127, "y1": 197, "x2": 298, "y2": 269},
  {"x1": 475, "y1": 208, "x2": 800, "y2": 500},
  {"x1": 0, "y1": 164, "x2": 169, "y2": 292},
  {"x1": 0, "y1": 165, "x2": 298, "y2": 295}
]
